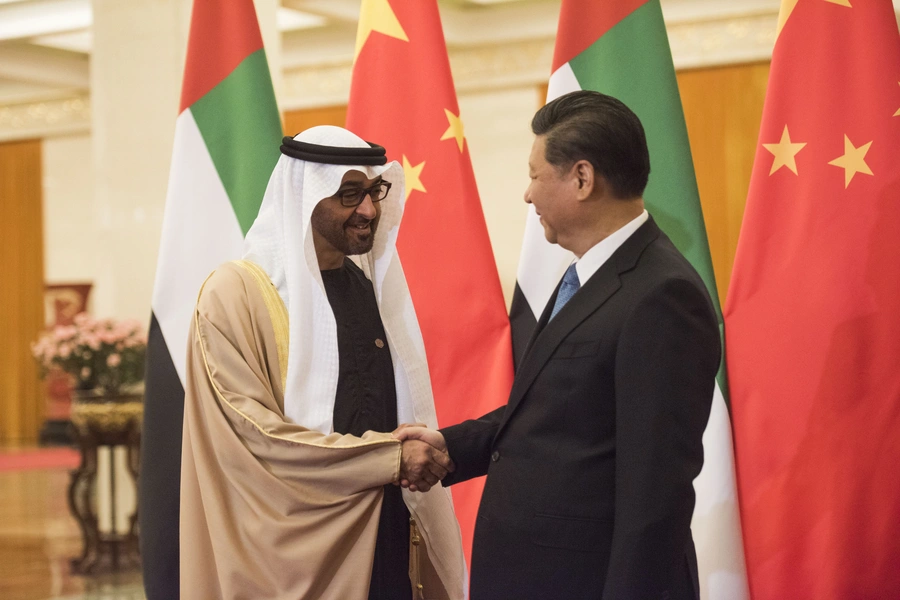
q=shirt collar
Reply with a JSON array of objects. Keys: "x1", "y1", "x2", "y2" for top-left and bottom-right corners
[{"x1": 574, "y1": 209, "x2": 649, "y2": 286}]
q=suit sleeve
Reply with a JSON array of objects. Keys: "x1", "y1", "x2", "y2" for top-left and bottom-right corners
[
  {"x1": 602, "y1": 277, "x2": 720, "y2": 599},
  {"x1": 438, "y1": 406, "x2": 506, "y2": 486}
]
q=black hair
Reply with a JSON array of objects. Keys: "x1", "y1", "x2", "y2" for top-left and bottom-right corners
[{"x1": 531, "y1": 90, "x2": 650, "y2": 199}]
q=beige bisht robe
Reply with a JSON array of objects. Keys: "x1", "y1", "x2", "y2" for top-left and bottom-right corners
[{"x1": 180, "y1": 260, "x2": 453, "y2": 599}]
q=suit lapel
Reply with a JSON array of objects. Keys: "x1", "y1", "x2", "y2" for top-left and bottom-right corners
[
  {"x1": 518, "y1": 280, "x2": 559, "y2": 367},
  {"x1": 497, "y1": 217, "x2": 662, "y2": 437}
]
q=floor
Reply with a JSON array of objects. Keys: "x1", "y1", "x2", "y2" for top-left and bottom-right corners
[{"x1": 0, "y1": 458, "x2": 145, "y2": 600}]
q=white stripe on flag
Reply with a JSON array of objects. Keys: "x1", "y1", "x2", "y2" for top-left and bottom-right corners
[
  {"x1": 515, "y1": 207, "x2": 572, "y2": 321},
  {"x1": 151, "y1": 109, "x2": 246, "y2": 386},
  {"x1": 547, "y1": 62, "x2": 581, "y2": 103},
  {"x1": 693, "y1": 382, "x2": 750, "y2": 599}
]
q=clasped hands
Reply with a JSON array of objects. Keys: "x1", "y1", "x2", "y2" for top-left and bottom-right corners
[{"x1": 392, "y1": 424, "x2": 452, "y2": 493}]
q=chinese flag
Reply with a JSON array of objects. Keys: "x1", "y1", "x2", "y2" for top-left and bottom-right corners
[
  {"x1": 346, "y1": 0, "x2": 514, "y2": 567},
  {"x1": 725, "y1": 1, "x2": 900, "y2": 598}
]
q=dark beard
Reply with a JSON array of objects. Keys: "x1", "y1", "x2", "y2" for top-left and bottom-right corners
[{"x1": 311, "y1": 209, "x2": 379, "y2": 256}]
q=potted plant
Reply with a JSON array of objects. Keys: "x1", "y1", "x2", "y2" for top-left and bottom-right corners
[{"x1": 32, "y1": 313, "x2": 147, "y2": 402}]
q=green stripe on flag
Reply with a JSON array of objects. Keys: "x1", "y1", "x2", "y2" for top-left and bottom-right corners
[
  {"x1": 191, "y1": 49, "x2": 282, "y2": 235},
  {"x1": 568, "y1": 0, "x2": 728, "y2": 396}
]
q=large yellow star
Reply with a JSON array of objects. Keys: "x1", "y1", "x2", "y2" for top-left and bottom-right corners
[
  {"x1": 823, "y1": 0, "x2": 852, "y2": 6},
  {"x1": 402, "y1": 155, "x2": 426, "y2": 200},
  {"x1": 763, "y1": 125, "x2": 806, "y2": 175},
  {"x1": 828, "y1": 135, "x2": 873, "y2": 188},
  {"x1": 354, "y1": 0, "x2": 409, "y2": 61},
  {"x1": 440, "y1": 109, "x2": 466, "y2": 152}
]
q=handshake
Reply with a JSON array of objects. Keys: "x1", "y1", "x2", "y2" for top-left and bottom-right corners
[{"x1": 392, "y1": 424, "x2": 453, "y2": 493}]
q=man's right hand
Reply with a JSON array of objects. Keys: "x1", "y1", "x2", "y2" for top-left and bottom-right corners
[{"x1": 394, "y1": 426, "x2": 453, "y2": 493}]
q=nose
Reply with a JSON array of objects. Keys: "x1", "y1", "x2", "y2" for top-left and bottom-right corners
[
  {"x1": 355, "y1": 194, "x2": 377, "y2": 219},
  {"x1": 523, "y1": 185, "x2": 532, "y2": 205}
]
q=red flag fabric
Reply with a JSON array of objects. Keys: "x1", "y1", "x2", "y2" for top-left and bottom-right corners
[
  {"x1": 346, "y1": 0, "x2": 514, "y2": 567},
  {"x1": 725, "y1": 1, "x2": 900, "y2": 598}
]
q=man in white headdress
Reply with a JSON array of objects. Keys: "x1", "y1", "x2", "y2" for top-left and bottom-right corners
[{"x1": 179, "y1": 126, "x2": 466, "y2": 600}]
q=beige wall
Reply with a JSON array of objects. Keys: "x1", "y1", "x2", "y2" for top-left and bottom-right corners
[
  {"x1": 42, "y1": 134, "x2": 96, "y2": 293},
  {"x1": 459, "y1": 86, "x2": 540, "y2": 307}
]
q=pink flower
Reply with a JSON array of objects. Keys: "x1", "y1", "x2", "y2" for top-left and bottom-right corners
[
  {"x1": 59, "y1": 344, "x2": 71, "y2": 359},
  {"x1": 81, "y1": 367, "x2": 91, "y2": 379},
  {"x1": 107, "y1": 354, "x2": 121, "y2": 367},
  {"x1": 54, "y1": 326, "x2": 76, "y2": 341}
]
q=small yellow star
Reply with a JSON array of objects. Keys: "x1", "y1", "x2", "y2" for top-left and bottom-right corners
[
  {"x1": 355, "y1": 0, "x2": 409, "y2": 61},
  {"x1": 828, "y1": 135, "x2": 873, "y2": 188},
  {"x1": 402, "y1": 155, "x2": 426, "y2": 200},
  {"x1": 763, "y1": 125, "x2": 807, "y2": 175},
  {"x1": 440, "y1": 109, "x2": 466, "y2": 152},
  {"x1": 823, "y1": 0, "x2": 851, "y2": 6}
]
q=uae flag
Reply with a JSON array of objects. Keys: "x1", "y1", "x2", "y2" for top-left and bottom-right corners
[
  {"x1": 507, "y1": 1, "x2": 749, "y2": 597},
  {"x1": 346, "y1": 0, "x2": 515, "y2": 567},
  {"x1": 725, "y1": 0, "x2": 900, "y2": 597},
  {"x1": 139, "y1": 1, "x2": 281, "y2": 597}
]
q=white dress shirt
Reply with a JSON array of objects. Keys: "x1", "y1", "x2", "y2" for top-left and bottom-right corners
[{"x1": 574, "y1": 210, "x2": 649, "y2": 286}]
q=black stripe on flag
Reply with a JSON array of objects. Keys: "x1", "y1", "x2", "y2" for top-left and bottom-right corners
[
  {"x1": 509, "y1": 282, "x2": 538, "y2": 372},
  {"x1": 140, "y1": 312, "x2": 184, "y2": 600}
]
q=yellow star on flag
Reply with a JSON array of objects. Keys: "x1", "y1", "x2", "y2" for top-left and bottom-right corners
[
  {"x1": 763, "y1": 125, "x2": 807, "y2": 175},
  {"x1": 828, "y1": 135, "x2": 873, "y2": 188},
  {"x1": 823, "y1": 0, "x2": 851, "y2": 6},
  {"x1": 402, "y1": 155, "x2": 426, "y2": 200},
  {"x1": 354, "y1": 0, "x2": 409, "y2": 61},
  {"x1": 440, "y1": 109, "x2": 466, "y2": 152}
]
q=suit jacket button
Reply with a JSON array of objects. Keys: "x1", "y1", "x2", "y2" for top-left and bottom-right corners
[{"x1": 491, "y1": 451, "x2": 500, "y2": 462}]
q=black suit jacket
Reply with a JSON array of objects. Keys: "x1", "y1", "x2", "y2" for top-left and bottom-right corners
[{"x1": 441, "y1": 216, "x2": 720, "y2": 600}]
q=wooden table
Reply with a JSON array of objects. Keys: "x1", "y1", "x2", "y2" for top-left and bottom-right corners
[{"x1": 68, "y1": 396, "x2": 142, "y2": 574}]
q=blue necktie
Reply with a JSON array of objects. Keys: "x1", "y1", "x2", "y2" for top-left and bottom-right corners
[{"x1": 550, "y1": 263, "x2": 580, "y2": 320}]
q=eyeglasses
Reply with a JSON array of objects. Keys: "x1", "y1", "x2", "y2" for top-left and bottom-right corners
[{"x1": 333, "y1": 181, "x2": 392, "y2": 207}]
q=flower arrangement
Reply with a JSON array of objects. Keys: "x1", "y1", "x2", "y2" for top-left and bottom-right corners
[{"x1": 32, "y1": 313, "x2": 147, "y2": 396}]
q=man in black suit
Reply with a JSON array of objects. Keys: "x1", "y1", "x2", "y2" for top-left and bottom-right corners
[{"x1": 396, "y1": 90, "x2": 720, "y2": 599}]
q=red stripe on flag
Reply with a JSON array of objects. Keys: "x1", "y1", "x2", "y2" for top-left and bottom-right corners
[
  {"x1": 726, "y1": 0, "x2": 900, "y2": 597},
  {"x1": 179, "y1": 0, "x2": 265, "y2": 112},
  {"x1": 551, "y1": 0, "x2": 650, "y2": 72},
  {"x1": 347, "y1": 0, "x2": 514, "y2": 569}
]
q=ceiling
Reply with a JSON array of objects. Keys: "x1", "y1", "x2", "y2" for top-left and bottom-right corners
[{"x1": 1, "y1": 0, "x2": 897, "y2": 108}]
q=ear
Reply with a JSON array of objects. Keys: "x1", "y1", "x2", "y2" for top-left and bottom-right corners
[{"x1": 572, "y1": 160, "x2": 596, "y2": 200}]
